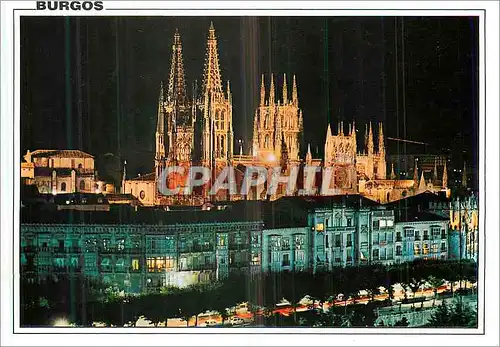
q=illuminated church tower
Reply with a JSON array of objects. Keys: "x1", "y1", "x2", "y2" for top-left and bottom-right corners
[
  {"x1": 155, "y1": 29, "x2": 195, "y2": 177},
  {"x1": 197, "y1": 22, "x2": 234, "y2": 168},
  {"x1": 252, "y1": 74, "x2": 302, "y2": 162}
]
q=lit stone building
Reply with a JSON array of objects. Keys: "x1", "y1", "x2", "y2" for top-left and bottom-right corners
[
  {"x1": 252, "y1": 74, "x2": 303, "y2": 163},
  {"x1": 122, "y1": 23, "x2": 449, "y2": 207},
  {"x1": 20, "y1": 149, "x2": 106, "y2": 195}
]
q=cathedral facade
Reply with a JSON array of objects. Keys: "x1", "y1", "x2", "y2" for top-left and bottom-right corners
[{"x1": 123, "y1": 23, "x2": 449, "y2": 207}]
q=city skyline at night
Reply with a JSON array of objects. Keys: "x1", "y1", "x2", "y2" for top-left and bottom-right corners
[{"x1": 21, "y1": 16, "x2": 479, "y2": 188}]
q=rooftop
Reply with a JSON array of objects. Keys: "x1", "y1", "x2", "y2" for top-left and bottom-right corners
[{"x1": 28, "y1": 149, "x2": 94, "y2": 159}]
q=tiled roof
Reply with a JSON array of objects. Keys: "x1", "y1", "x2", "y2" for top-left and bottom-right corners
[{"x1": 30, "y1": 149, "x2": 94, "y2": 159}]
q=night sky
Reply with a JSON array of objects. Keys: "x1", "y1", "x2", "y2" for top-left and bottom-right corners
[{"x1": 21, "y1": 16, "x2": 479, "y2": 187}]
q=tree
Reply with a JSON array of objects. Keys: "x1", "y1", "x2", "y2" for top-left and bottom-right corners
[
  {"x1": 393, "y1": 317, "x2": 409, "y2": 327},
  {"x1": 408, "y1": 277, "x2": 425, "y2": 308},
  {"x1": 427, "y1": 275, "x2": 445, "y2": 306},
  {"x1": 427, "y1": 298, "x2": 477, "y2": 327}
]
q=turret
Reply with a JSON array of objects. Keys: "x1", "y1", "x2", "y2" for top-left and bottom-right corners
[
  {"x1": 306, "y1": 143, "x2": 312, "y2": 165},
  {"x1": 390, "y1": 163, "x2": 396, "y2": 180},
  {"x1": 442, "y1": 161, "x2": 448, "y2": 188},
  {"x1": 282, "y1": 73, "x2": 288, "y2": 104},
  {"x1": 292, "y1": 75, "x2": 298, "y2": 106},
  {"x1": 462, "y1": 162, "x2": 467, "y2": 188},
  {"x1": 413, "y1": 159, "x2": 419, "y2": 188},
  {"x1": 378, "y1": 122, "x2": 385, "y2": 156},
  {"x1": 260, "y1": 74, "x2": 265, "y2": 106},
  {"x1": 269, "y1": 73, "x2": 275, "y2": 105},
  {"x1": 433, "y1": 157, "x2": 438, "y2": 182},
  {"x1": 367, "y1": 122, "x2": 374, "y2": 156}
]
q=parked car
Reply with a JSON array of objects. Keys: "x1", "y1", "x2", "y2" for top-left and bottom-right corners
[
  {"x1": 205, "y1": 319, "x2": 219, "y2": 327},
  {"x1": 229, "y1": 317, "x2": 245, "y2": 326}
]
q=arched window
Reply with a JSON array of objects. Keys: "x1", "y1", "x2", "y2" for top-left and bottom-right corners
[
  {"x1": 79, "y1": 180, "x2": 85, "y2": 191},
  {"x1": 61, "y1": 182, "x2": 66, "y2": 192},
  {"x1": 78, "y1": 163, "x2": 83, "y2": 169}
]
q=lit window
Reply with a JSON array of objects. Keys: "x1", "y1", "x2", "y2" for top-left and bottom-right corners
[
  {"x1": 387, "y1": 220, "x2": 394, "y2": 227},
  {"x1": 316, "y1": 223, "x2": 324, "y2": 232},
  {"x1": 414, "y1": 244, "x2": 421, "y2": 255},
  {"x1": 380, "y1": 220, "x2": 387, "y2": 228},
  {"x1": 132, "y1": 259, "x2": 140, "y2": 271}
]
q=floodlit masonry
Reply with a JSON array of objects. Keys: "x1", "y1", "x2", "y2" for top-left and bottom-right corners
[{"x1": 157, "y1": 165, "x2": 364, "y2": 197}]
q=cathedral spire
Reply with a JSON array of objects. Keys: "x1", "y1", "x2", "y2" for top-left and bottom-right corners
[
  {"x1": 292, "y1": 74, "x2": 298, "y2": 105},
  {"x1": 390, "y1": 163, "x2": 396, "y2": 179},
  {"x1": 167, "y1": 29, "x2": 188, "y2": 105},
  {"x1": 156, "y1": 81, "x2": 165, "y2": 133},
  {"x1": 462, "y1": 162, "x2": 467, "y2": 188},
  {"x1": 269, "y1": 74, "x2": 275, "y2": 105},
  {"x1": 413, "y1": 159, "x2": 419, "y2": 188},
  {"x1": 442, "y1": 161, "x2": 448, "y2": 188},
  {"x1": 202, "y1": 22, "x2": 223, "y2": 96},
  {"x1": 378, "y1": 122, "x2": 385, "y2": 155},
  {"x1": 227, "y1": 80, "x2": 232, "y2": 103},
  {"x1": 367, "y1": 122, "x2": 374, "y2": 155},
  {"x1": 418, "y1": 171, "x2": 426, "y2": 191},
  {"x1": 282, "y1": 73, "x2": 288, "y2": 104},
  {"x1": 306, "y1": 143, "x2": 312, "y2": 164},
  {"x1": 260, "y1": 74, "x2": 265, "y2": 106},
  {"x1": 433, "y1": 157, "x2": 438, "y2": 181}
]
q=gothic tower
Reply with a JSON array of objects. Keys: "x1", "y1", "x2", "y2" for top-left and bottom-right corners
[
  {"x1": 252, "y1": 73, "x2": 302, "y2": 162},
  {"x1": 164, "y1": 29, "x2": 195, "y2": 165},
  {"x1": 155, "y1": 81, "x2": 166, "y2": 178},
  {"x1": 199, "y1": 22, "x2": 234, "y2": 167}
]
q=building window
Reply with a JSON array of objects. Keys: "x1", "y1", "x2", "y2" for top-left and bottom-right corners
[
  {"x1": 372, "y1": 249, "x2": 379, "y2": 260},
  {"x1": 315, "y1": 223, "x2": 324, "y2": 232},
  {"x1": 387, "y1": 248, "x2": 394, "y2": 259},
  {"x1": 347, "y1": 218, "x2": 352, "y2": 227},
  {"x1": 334, "y1": 234, "x2": 341, "y2": 247},
  {"x1": 346, "y1": 234, "x2": 352, "y2": 247},
  {"x1": 282, "y1": 238, "x2": 290, "y2": 251},
  {"x1": 79, "y1": 180, "x2": 85, "y2": 191},
  {"x1": 414, "y1": 244, "x2": 421, "y2": 255},
  {"x1": 396, "y1": 232, "x2": 402, "y2": 242},
  {"x1": 294, "y1": 234, "x2": 305, "y2": 250},
  {"x1": 387, "y1": 220, "x2": 394, "y2": 227},
  {"x1": 423, "y1": 243, "x2": 429, "y2": 255},
  {"x1": 218, "y1": 235, "x2": 226, "y2": 247},
  {"x1": 441, "y1": 229, "x2": 446, "y2": 239},
  {"x1": 380, "y1": 220, "x2": 387, "y2": 228},
  {"x1": 295, "y1": 250, "x2": 305, "y2": 263},
  {"x1": 415, "y1": 230, "x2": 420, "y2": 240},
  {"x1": 61, "y1": 182, "x2": 66, "y2": 192},
  {"x1": 405, "y1": 228, "x2": 414, "y2": 237},
  {"x1": 282, "y1": 254, "x2": 290, "y2": 267},
  {"x1": 71, "y1": 159, "x2": 75, "y2": 168},
  {"x1": 396, "y1": 245, "x2": 402, "y2": 256},
  {"x1": 423, "y1": 230, "x2": 429, "y2": 240},
  {"x1": 325, "y1": 235, "x2": 329, "y2": 248},
  {"x1": 251, "y1": 251, "x2": 261, "y2": 265},
  {"x1": 431, "y1": 244, "x2": 439, "y2": 254},
  {"x1": 373, "y1": 220, "x2": 379, "y2": 230},
  {"x1": 441, "y1": 242, "x2": 447, "y2": 252},
  {"x1": 387, "y1": 232, "x2": 393, "y2": 243}
]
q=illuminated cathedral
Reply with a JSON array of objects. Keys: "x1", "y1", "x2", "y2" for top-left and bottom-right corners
[{"x1": 123, "y1": 23, "x2": 449, "y2": 206}]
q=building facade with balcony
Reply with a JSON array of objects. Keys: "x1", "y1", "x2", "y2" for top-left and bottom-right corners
[
  {"x1": 20, "y1": 207, "x2": 264, "y2": 294},
  {"x1": 393, "y1": 211, "x2": 449, "y2": 263}
]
